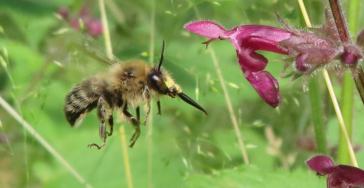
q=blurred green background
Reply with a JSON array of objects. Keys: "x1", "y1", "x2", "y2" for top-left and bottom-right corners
[{"x1": 0, "y1": 0, "x2": 363, "y2": 187}]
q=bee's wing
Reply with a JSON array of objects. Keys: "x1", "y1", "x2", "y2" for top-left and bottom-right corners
[{"x1": 53, "y1": 28, "x2": 121, "y2": 65}]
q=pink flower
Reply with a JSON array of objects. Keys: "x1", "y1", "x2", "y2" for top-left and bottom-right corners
[
  {"x1": 58, "y1": 7, "x2": 103, "y2": 37},
  {"x1": 184, "y1": 11, "x2": 363, "y2": 107},
  {"x1": 185, "y1": 21, "x2": 291, "y2": 107},
  {"x1": 306, "y1": 155, "x2": 364, "y2": 188}
]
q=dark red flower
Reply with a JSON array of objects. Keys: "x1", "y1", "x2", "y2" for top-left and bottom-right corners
[{"x1": 306, "y1": 155, "x2": 364, "y2": 188}]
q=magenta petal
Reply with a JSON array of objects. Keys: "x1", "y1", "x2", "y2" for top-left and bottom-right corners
[
  {"x1": 227, "y1": 25, "x2": 291, "y2": 54},
  {"x1": 306, "y1": 155, "x2": 335, "y2": 175},
  {"x1": 245, "y1": 71, "x2": 281, "y2": 108},
  {"x1": 184, "y1": 21, "x2": 227, "y2": 39},
  {"x1": 184, "y1": 20, "x2": 293, "y2": 107},
  {"x1": 237, "y1": 48, "x2": 269, "y2": 72}
]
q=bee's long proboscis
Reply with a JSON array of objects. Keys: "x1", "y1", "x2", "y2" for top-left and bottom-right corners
[{"x1": 177, "y1": 93, "x2": 208, "y2": 115}]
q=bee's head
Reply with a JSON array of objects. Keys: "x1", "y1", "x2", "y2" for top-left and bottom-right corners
[{"x1": 147, "y1": 40, "x2": 208, "y2": 115}]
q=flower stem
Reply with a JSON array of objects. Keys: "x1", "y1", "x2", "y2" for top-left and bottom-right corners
[
  {"x1": 98, "y1": 0, "x2": 134, "y2": 185},
  {"x1": 98, "y1": 0, "x2": 113, "y2": 58},
  {"x1": 192, "y1": 5, "x2": 249, "y2": 164},
  {"x1": 339, "y1": 72, "x2": 354, "y2": 165},
  {"x1": 297, "y1": 0, "x2": 327, "y2": 154},
  {"x1": 338, "y1": 0, "x2": 360, "y2": 165},
  {"x1": 348, "y1": 0, "x2": 360, "y2": 36},
  {"x1": 147, "y1": 0, "x2": 155, "y2": 187},
  {"x1": 298, "y1": 0, "x2": 358, "y2": 166},
  {"x1": 328, "y1": 0, "x2": 351, "y2": 43},
  {"x1": 308, "y1": 80, "x2": 327, "y2": 154},
  {"x1": 323, "y1": 71, "x2": 358, "y2": 167},
  {"x1": 209, "y1": 48, "x2": 249, "y2": 164},
  {"x1": 119, "y1": 126, "x2": 133, "y2": 188}
]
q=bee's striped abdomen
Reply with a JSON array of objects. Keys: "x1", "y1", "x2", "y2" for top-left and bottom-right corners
[{"x1": 64, "y1": 78, "x2": 101, "y2": 126}]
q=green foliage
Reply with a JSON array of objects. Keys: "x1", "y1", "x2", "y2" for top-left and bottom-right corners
[
  {"x1": 185, "y1": 165, "x2": 326, "y2": 188},
  {"x1": 0, "y1": 0, "x2": 364, "y2": 188}
]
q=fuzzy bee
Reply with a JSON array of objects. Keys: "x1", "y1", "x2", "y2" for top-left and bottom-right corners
[{"x1": 64, "y1": 40, "x2": 207, "y2": 149}]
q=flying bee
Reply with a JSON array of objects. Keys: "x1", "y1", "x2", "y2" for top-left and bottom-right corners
[{"x1": 64, "y1": 40, "x2": 208, "y2": 149}]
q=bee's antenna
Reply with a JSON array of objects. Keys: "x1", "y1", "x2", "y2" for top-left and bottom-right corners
[{"x1": 158, "y1": 40, "x2": 165, "y2": 71}]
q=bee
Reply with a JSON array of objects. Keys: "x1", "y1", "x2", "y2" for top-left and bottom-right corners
[{"x1": 64, "y1": 40, "x2": 207, "y2": 149}]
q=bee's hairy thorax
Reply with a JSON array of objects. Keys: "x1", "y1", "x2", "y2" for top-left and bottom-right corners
[{"x1": 109, "y1": 61, "x2": 155, "y2": 107}]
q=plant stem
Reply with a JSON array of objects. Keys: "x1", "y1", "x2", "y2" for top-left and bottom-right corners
[
  {"x1": 339, "y1": 71, "x2": 354, "y2": 165},
  {"x1": 328, "y1": 0, "x2": 361, "y2": 167},
  {"x1": 348, "y1": 0, "x2": 360, "y2": 36},
  {"x1": 98, "y1": 0, "x2": 134, "y2": 185},
  {"x1": 119, "y1": 126, "x2": 133, "y2": 188},
  {"x1": 193, "y1": 5, "x2": 249, "y2": 164},
  {"x1": 298, "y1": 0, "x2": 327, "y2": 154},
  {"x1": 323, "y1": 71, "x2": 358, "y2": 167},
  {"x1": 99, "y1": 0, "x2": 113, "y2": 58},
  {"x1": 308, "y1": 80, "x2": 327, "y2": 154},
  {"x1": 328, "y1": 0, "x2": 351, "y2": 43},
  {"x1": 298, "y1": 0, "x2": 358, "y2": 166},
  {"x1": 0, "y1": 96, "x2": 92, "y2": 187},
  {"x1": 147, "y1": 0, "x2": 155, "y2": 187},
  {"x1": 338, "y1": 0, "x2": 360, "y2": 165},
  {"x1": 209, "y1": 49, "x2": 249, "y2": 164}
]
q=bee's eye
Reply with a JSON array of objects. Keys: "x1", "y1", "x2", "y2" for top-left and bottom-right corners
[
  {"x1": 148, "y1": 73, "x2": 169, "y2": 94},
  {"x1": 151, "y1": 75, "x2": 161, "y2": 83}
]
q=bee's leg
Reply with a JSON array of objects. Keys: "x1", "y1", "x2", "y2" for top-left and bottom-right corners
[
  {"x1": 136, "y1": 107, "x2": 140, "y2": 121},
  {"x1": 157, "y1": 100, "x2": 161, "y2": 115},
  {"x1": 88, "y1": 97, "x2": 112, "y2": 150},
  {"x1": 107, "y1": 115, "x2": 113, "y2": 136},
  {"x1": 122, "y1": 103, "x2": 140, "y2": 147},
  {"x1": 88, "y1": 121, "x2": 107, "y2": 149},
  {"x1": 142, "y1": 99, "x2": 151, "y2": 125},
  {"x1": 142, "y1": 86, "x2": 151, "y2": 125}
]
